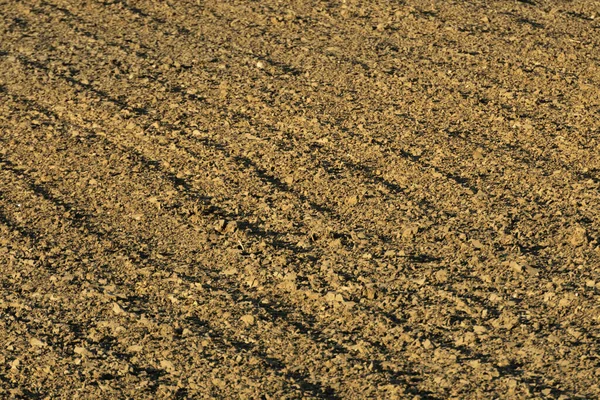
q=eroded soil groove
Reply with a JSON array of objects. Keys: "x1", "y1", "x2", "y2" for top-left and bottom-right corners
[{"x1": 1, "y1": 0, "x2": 600, "y2": 398}]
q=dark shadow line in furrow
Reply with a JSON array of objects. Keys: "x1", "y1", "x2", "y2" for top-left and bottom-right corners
[
  {"x1": 0, "y1": 161, "x2": 344, "y2": 399},
  {"x1": 446, "y1": 127, "x2": 582, "y2": 179},
  {"x1": 7, "y1": 50, "x2": 414, "y2": 266},
  {"x1": 3, "y1": 88, "x2": 440, "y2": 399},
  {"x1": 177, "y1": 0, "x2": 598, "y2": 190},
  {"x1": 0, "y1": 372, "x2": 42, "y2": 399},
  {"x1": 386, "y1": 144, "x2": 479, "y2": 194},
  {"x1": 55, "y1": 2, "x2": 599, "y2": 396},
  {"x1": 1, "y1": 13, "x2": 477, "y2": 322},
  {"x1": 0, "y1": 7, "x2": 552, "y2": 398},
  {"x1": 0, "y1": 201, "x2": 39, "y2": 243},
  {"x1": 4, "y1": 47, "x2": 474, "y2": 375},
  {"x1": 8, "y1": 44, "x2": 423, "y2": 246},
  {"x1": 0, "y1": 93, "x2": 432, "y2": 397},
  {"x1": 0, "y1": 212, "x2": 320, "y2": 398},
  {"x1": 14, "y1": 55, "x2": 147, "y2": 116},
  {"x1": 226, "y1": 286, "x2": 439, "y2": 398},
  {"x1": 1, "y1": 149, "x2": 422, "y2": 397},
  {"x1": 232, "y1": 154, "x2": 334, "y2": 214},
  {"x1": 0, "y1": 88, "x2": 314, "y2": 276},
  {"x1": 4, "y1": 3, "x2": 524, "y2": 376},
  {"x1": 22, "y1": 1, "x2": 476, "y2": 224},
  {"x1": 2, "y1": 79, "x2": 443, "y2": 361},
  {"x1": 0, "y1": 83, "x2": 307, "y2": 253},
  {"x1": 56, "y1": 0, "x2": 591, "y2": 199},
  {"x1": 93, "y1": 0, "x2": 485, "y2": 197},
  {"x1": 2, "y1": 80, "x2": 454, "y2": 396}
]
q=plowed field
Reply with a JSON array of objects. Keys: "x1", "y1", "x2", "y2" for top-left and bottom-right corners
[{"x1": 1, "y1": 0, "x2": 600, "y2": 398}]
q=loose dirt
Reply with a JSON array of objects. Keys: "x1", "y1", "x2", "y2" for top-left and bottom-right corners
[{"x1": 1, "y1": 0, "x2": 600, "y2": 398}]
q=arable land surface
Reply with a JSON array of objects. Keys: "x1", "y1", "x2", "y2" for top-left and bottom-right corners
[{"x1": 1, "y1": 0, "x2": 600, "y2": 398}]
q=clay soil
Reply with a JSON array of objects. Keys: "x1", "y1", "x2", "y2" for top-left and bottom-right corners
[{"x1": 1, "y1": 0, "x2": 600, "y2": 398}]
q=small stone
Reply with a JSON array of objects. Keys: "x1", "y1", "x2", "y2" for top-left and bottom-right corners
[
  {"x1": 473, "y1": 325, "x2": 487, "y2": 334},
  {"x1": 509, "y1": 261, "x2": 522, "y2": 273},
  {"x1": 364, "y1": 286, "x2": 376, "y2": 299},
  {"x1": 160, "y1": 360, "x2": 176, "y2": 373},
  {"x1": 241, "y1": 315, "x2": 255, "y2": 325},
  {"x1": 402, "y1": 226, "x2": 418, "y2": 241},
  {"x1": 131, "y1": 213, "x2": 143, "y2": 221},
  {"x1": 489, "y1": 293, "x2": 501, "y2": 302},
  {"x1": 410, "y1": 147, "x2": 423, "y2": 157},
  {"x1": 212, "y1": 378, "x2": 226, "y2": 388},
  {"x1": 74, "y1": 346, "x2": 93, "y2": 357},
  {"x1": 283, "y1": 272, "x2": 297, "y2": 281},
  {"x1": 30, "y1": 338, "x2": 46, "y2": 347},
  {"x1": 543, "y1": 292, "x2": 555, "y2": 302},
  {"x1": 570, "y1": 226, "x2": 587, "y2": 246},
  {"x1": 112, "y1": 302, "x2": 126, "y2": 315},
  {"x1": 324, "y1": 291, "x2": 345, "y2": 302},
  {"x1": 127, "y1": 345, "x2": 143, "y2": 352},
  {"x1": 384, "y1": 250, "x2": 396, "y2": 258},
  {"x1": 224, "y1": 221, "x2": 239, "y2": 233},
  {"x1": 278, "y1": 280, "x2": 296, "y2": 291},
  {"x1": 344, "y1": 301, "x2": 356, "y2": 309},
  {"x1": 567, "y1": 328, "x2": 582, "y2": 339},
  {"x1": 221, "y1": 267, "x2": 237, "y2": 276},
  {"x1": 413, "y1": 277, "x2": 426, "y2": 286},
  {"x1": 256, "y1": 61, "x2": 265, "y2": 69},
  {"x1": 214, "y1": 219, "x2": 227, "y2": 232},
  {"x1": 346, "y1": 195, "x2": 358, "y2": 206},
  {"x1": 329, "y1": 238, "x2": 342, "y2": 248},
  {"x1": 435, "y1": 269, "x2": 448, "y2": 283},
  {"x1": 471, "y1": 239, "x2": 483, "y2": 249},
  {"x1": 558, "y1": 297, "x2": 571, "y2": 307}
]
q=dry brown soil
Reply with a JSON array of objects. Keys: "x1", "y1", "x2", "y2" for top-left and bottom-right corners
[{"x1": 1, "y1": 0, "x2": 600, "y2": 398}]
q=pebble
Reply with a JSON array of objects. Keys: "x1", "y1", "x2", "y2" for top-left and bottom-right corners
[{"x1": 570, "y1": 226, "x2": 587, "y2": 246}]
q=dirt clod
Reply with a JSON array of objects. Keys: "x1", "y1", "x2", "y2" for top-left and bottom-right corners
[
  {"x1": 74, "y1": 346, "x2": 93, "y2": 357},
  {"x1": 29, "y1": 338, "x2": 46, "y2": 348},
  {"x1": 570, "y1": 226, "x2": 588, "y2": 247}
]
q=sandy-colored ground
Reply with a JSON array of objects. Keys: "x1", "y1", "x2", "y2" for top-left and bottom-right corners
[{"x1": 1, "y1": 0, "x2": 600, "y2": 398}]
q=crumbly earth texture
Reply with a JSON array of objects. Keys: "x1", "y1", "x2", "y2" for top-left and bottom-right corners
[{"x1": 1, "y1": 0, "x2": 600, "y2": 399}]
